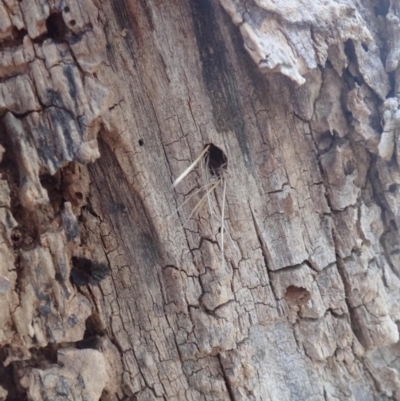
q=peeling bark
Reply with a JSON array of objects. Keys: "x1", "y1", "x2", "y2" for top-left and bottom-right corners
[{"x1": 1, "y1": 0, "x2": 400, "y2": 400}]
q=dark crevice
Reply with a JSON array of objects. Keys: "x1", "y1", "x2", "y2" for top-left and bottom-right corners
[
  {"x1": 32, "y1": 13, "x2": 91, "y2": 48},
  {"x1": 0, "y1": 353, "x2": 28, "y2": 401},
  {"x1": 76, "y1": 314, "x2": 107, "y2": 350},
  {"x1": 343, "y1": 41, "x2": 364, "y2": 86},
  {"x1": 307, "y1": 116, "x2": 365, "y2": 344},
  {"x1": 248, "y1": 204, "x2": 277, "y2": 299},
  {"x1": 10, "y1": 219, "x2": 39, "y2": 251},
  {"x1": 316, "y1": 130, "x2": 334, "y2": 154},
  {"x1": 40, "y1": 171, "x2": 64, "y2": 209},
  {"x1": 0, "y1": 128, "x2": 41, "y2": 251},
  {"x1": 189, "y1": 0, "x2": 252, "y2": 167},
  {"x1": 24, "y1": 345, "x2": 58, "y2": 369},
  {"x1": 374, "y1": 0, "x2": 390, "y2": 16},
  {"x1": 0, "y1": 28, "x2": 27, "y2": 51},
  {"x1": 70, "y1": 256, "x2": 111, "y2": 287},
  {"x1": 218, "y1": 354, "x2": 236, "y2": 401},
  {"x1": 333, "y1": 249, "x2": 365, "y2": 345}
]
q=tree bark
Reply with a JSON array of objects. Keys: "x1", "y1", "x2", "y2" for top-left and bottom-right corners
[{"x1": 1, "y1": 0, "x2": 400, "y2": 400}]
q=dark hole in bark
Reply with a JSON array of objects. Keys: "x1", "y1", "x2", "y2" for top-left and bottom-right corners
[
  {"x1": 389, "y1": 184, "x2": 397, "y2": 193},
  {"x1": 46, "y1": 13, "x2": 69, "y2": 42},
  {"x1": 344, "y1": 39, "x2": 355, "y2": 61},
  {"x1": 64, "y1": 6, "x2": 70, "y2": 12},
  {"x1": 138, "y1": 139, "x2": 144, "y2": 146},
  {"x1": 284, "y1": 285, "x2": 310, "y2": 305},
  {"x1": 343, "y1": 41, "x2": 364, "y2": 86},
  {"x1": 84, "y1": 314, "x2": 104, "y2": 336},
  {"x1": 0, "y1": 348, "x2": 28, "y2": 401},
  {"x1": 0, "y1": 27, "x2": 27, "y2": 50},
  {"x1": 11, "y1": 228, "x2": 22, "y2": 244},
  {"x1": 77, "y1": 314, "x2": 106, "y2": 350},
  {"x1": 205, "y1": 143, "x2": 227, "y2": 177},
  {"x1": 361, "y1": 43, "x2": 369, "y2": 52},
  {"x1": 29, "y1": 345, "x2": 58, "y2": 368},
  {"x1": 77, "y1": 335, "x2": 101, "y2": 350},
  {"x1": 75, "y1": 192, "x2": 83, "y2": 200},
  {"x1": 344, "y1": 160, "x2": 356, "y2": 176},
  {"x1": 317, "y1": 131, "x2": 334, "y2": 153},
  {"x1": 40, "y1": 172, "x2": 63, "y2": 206},
  {"x1": 39, "y1": 173, "x2": 58, "y2": 189},
  {"x1": 69, "y1": 20, "x2": 76, "y2": 26},
  {"x1": 390, "y1": 219, "x2": 398, "y2": 231},
  {"x1": 374, "y1": 1, "x2": 390, "y2": 16},
  {"x1": 10, "y1": 215, "x2": 38, "y2": 250},
  {"x1": 70, "y1": 257, "x2": 111, "y2": 286}
]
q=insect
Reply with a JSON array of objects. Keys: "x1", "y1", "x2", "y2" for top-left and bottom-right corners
[{"x1": 173, "y1": 143, "x2": 228, "y2": 265}]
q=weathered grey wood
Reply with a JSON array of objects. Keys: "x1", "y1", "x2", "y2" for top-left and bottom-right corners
[{"x1": 0, "y1": 0, "x2": 400, "y2": 400}]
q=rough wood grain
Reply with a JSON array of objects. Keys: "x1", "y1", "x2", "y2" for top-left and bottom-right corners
[{"x1": 0, "y1": 0, "x2": 400, "y2": 400}]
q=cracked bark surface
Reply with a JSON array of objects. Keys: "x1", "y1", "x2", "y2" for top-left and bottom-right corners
[{"x1": 1, "y1": 0, "x2": 400, "y2": 400}]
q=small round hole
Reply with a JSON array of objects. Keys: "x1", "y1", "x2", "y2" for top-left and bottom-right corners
[
  {"x1": 389, "y1": 184, "x2": 397, "y2": 193},
  {"x1": 69, "y1": 20, "x2": 76, "y2": 26},
  {"x1": 64, "y1": 6, "x2": 70, "y2": 12},
  {"x1": 138, "y1": 139, "x2": 144, "y2": 146},
  {"x1": 361, "y1": 43, "x2": 369, "y2": 52},
  {"x1": 11, "y1": 229, "x2": 22, "y2": 244},
  {"x1": 205, "y1": 143, "x2": 227, "y2": 177},
  {"x1": 317, "y1": 130, "x2": 333, "y2": 153},
  {"x1": 344, "y1": 160, "x2": 356, "y2": 176},
  {"x1": 284, "y1": 285, "x2": 310, "y2": 305}
]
